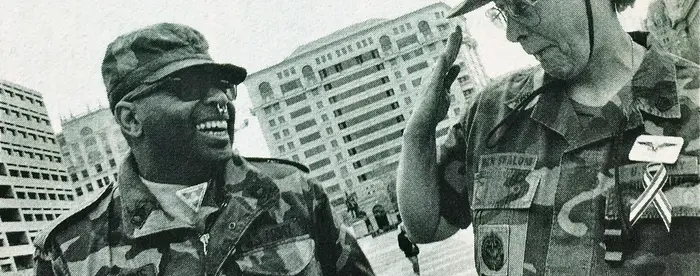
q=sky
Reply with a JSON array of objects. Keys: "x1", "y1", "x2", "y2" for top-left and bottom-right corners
[{"x1": 0, "y1": 0, "x2": 652, "y2": 157}]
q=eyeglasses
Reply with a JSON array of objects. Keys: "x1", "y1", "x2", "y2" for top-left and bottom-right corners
[
  {"x1": 129, "y1": 76, "x2": 237, "y2": 102},
  {"x1": 485, "y1": 0, "x2": 541, "y2": 29}
]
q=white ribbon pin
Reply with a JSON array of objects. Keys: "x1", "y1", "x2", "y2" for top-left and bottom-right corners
[{"x1": 627, "y1": 135, "x2": 684, "y2": 232}]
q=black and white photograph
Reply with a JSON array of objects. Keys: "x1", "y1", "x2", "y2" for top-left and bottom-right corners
[{"x1": 1, "y1": 0, "x2": 699, "y2": 275}]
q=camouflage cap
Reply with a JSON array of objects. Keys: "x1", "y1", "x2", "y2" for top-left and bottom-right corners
[
  {"x1": 102, "y1": 23, "x2": 247, "y2": 112},
  {"x1": 447, "y1": 0, "x2": 492, "y2": 18}
]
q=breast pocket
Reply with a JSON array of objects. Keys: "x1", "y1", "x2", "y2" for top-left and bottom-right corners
[
  {"x1": 471, "y1": 167, "x2": 542, "y2": 276},
  {"x1": 235, "y1": 235, "x2": 321, "y2": 276},
  {"x1": 605, "y1": 156, "x2": 700, "y2": 221}
]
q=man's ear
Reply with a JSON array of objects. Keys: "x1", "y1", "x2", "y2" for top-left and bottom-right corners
[{"x1": 114, "y1": 101, "x2": 143, "y2": 139}]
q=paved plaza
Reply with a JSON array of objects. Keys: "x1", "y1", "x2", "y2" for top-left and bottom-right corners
[{"x1": 357, "y1": 227, "x2": 478, "y2": 276}]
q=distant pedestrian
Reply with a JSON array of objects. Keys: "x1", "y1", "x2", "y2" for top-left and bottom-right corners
[{"x1": 398, "y1": 224, "x2": 420, "y2": 275}]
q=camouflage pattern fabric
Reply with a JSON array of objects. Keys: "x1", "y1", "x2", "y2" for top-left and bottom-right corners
[
  {"x1": 437, "y1": 45, "x2": 700, "y2": 275},
  {"x1": 33, "y1": 154, "x2": 375, "y2": 276}
]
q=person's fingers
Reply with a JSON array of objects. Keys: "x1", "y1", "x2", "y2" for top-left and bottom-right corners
[
  {"x1": 444, "y1": 26, "x2": 463, "y2": 67},
  {"x1": 428, "y1": 55, "x2": 447, "y2": 89},
  {"x1": 443, "y1": 65, "x2": 461, "y2": 91},
  {"x1": 429, "y1": 26, "x2": 462, "y2": 90}
]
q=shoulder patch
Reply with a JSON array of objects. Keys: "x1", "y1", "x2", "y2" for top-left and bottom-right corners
[
  {"x1": 33, "y1": 184, "x2": 114, "y2": 249},
  {"x1": 244, "y1": 157, "x2": 310, "y2": 173}
]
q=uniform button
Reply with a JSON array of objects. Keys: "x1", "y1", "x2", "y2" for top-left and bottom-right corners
[
  {"x1": 131, "y1": 216, "x2": 143, "y2": 225},
  {"x1": 228, "y1": 222, "x2": 237, "y2": 230},
  {"x1": 655, "y1": 97, "x2": 673, "y2": 111},
  {"x1": 220, "y1": 202, "x2": 228, "y2": 208}
]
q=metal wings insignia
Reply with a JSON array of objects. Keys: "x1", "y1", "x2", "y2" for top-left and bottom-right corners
[{"x1": 637, "y1": 141, "x2": 677, "y2": 151}]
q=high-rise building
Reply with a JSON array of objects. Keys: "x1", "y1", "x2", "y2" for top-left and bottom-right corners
[
  {"x1": 57, "y1": 107, "x2": 129, "y2": 201},
  {"x1": 645, "y1": 0, "x2": 699, "y2": 63},
  {"x1": 245, "y1": 3, "x2": 488, "y2": 221},
  {"x1": 0, "y1": 79, "x2": 76, "y2": 275}
]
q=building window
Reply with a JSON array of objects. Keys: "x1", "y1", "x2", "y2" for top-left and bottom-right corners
[
  {"x1": 302, "y1": 65, "x2": 316, "y2": 83},
  {"x1": 259, "y1": 82, "x2": 274, "y2": 100},
  {"x1": 269, "y1": 119, "x2": 276, "y2": 127},
  {"x1": 273, "y1": 133, "x2": 281, "y2": 140},
  {"x1": 70, "y1": 173, "x2": 78, "y2": 182},
  {"x1": 418, "y1": 21, "x2": 432, "y2": 36},
  {"x1": 278, "y1": 145, "x2": 286, "y2": 153},
  {"x1": 280, "y1": 79, "x2": 302, "y2": 94},
  {"x1": 86, "y1": 183, "x2": 94, "y2": 192},
  {"x1": 81, "y1": 170, "x2": 89, "y2": 178},
  {"x1": 75, "y1": 187, "x2": 83, "y2": 196},
  {"x1": 283, "y1": 129, "x2": 290, "y2": 136},
  {"x1": 287, "y1": 142, "x2": 295, "y2": 150},
  {"x1": 299, "y1": 132, "x2": 322, "y2": 144},
  {"x1": 412, "y1": 78, "x2": 422, "y2": 87},
  {"x1": 379, "y1": 35, "x2": 392, "y2": 52},
  {"x1": 95, "y1": 164, "x2": 103, "y2": 173},
  {"x1": 109, "y1": 159, "x2": 117, "y2": 168},
  {"x1": 97, "y1": 179, "x2": 104, "y2": 188}
]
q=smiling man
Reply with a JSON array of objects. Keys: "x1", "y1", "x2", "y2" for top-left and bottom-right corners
[
  {"x1": 33, "y1": 23, "x2": 374, "y2": 276},
  {"x1": 398, "y1": 0, "x2": 700, "y2": 275}
]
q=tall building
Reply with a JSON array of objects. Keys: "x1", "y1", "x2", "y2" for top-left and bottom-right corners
[
  {"x1": 245, "y1": 3, "x2": 488, "y2": 222},
  {"x1": 57, "y1": 107, "x2": 129, "y2": 201},
  {"x1": 645, "y1": 0, "x2": 699, "y2": 63},
  {"x1": 0, "y1": 80, "x2": 76, "y2": 275}
]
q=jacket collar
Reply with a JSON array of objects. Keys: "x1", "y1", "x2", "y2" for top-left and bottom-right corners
[
  {"x1": 118, "y1": 153, "x2": 280, "y2": 239},
  {"x1": 501, "y1": 46, "x2": 684, "y2": 149}
]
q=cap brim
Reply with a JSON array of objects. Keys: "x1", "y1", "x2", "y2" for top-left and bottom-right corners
[
  {"x1": 143, "y1": 58, "x2": 247, "y2": 85},
  {"x1": 447, "y1": 0, "x2": 492, "y2": 18}
]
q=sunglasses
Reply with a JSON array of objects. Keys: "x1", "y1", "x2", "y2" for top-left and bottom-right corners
[{"x1": 128, "y1": 76, "x2": 237, "y2": 102}]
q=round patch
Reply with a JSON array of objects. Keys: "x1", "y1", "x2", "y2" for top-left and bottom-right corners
[{"x1": 481, "y1": 231, "x2": 505, "y2": 271}]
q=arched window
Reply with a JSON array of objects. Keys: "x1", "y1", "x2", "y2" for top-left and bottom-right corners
[
  {"x1": 259, "y1": 82, "x2": 273, "y2": 100},
  {"x1": 379, "y1": 36, "x2": 392, "y2": 52},
  {"x1": 80, "y1": 127, "x2": 93, "y2": 136},
  {"x1": 418, "y1": 21, "x2": 432, "y2": 36},
  {"x1": 302, "y1": 65, "x2": 316, "y2": 83}
]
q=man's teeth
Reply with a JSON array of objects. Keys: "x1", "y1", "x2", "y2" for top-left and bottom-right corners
[
  {"x1": 196, "y1": 120, "x2": 228, "y2": 131},
  {"x1": 201, "y1": 130, "x2": 228, "y2": 136}
]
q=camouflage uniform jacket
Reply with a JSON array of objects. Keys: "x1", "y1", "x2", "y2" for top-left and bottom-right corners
[
  {"x1": 437, "y1": 46, "x2": 700, "y2": 275},
  {"x1": 33, "y1": 154, "x2": 375, "y2": 276}
]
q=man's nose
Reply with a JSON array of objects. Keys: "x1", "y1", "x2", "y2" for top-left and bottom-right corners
[{"x1": 204, "y1": 87, "x2": 230, "y2": 106}]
